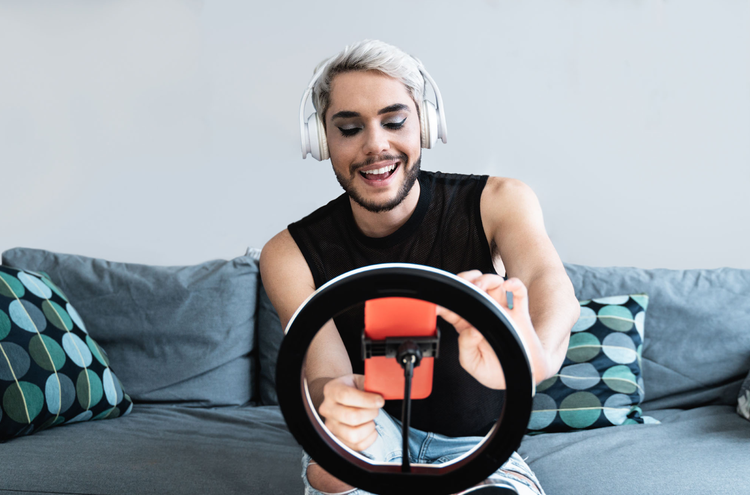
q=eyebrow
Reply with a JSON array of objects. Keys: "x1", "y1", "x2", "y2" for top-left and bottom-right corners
[
  {"x1": 330, "y1": 103, "x2": 410, "y2": 121},
  {"x1": 378, "y1": 103, "x2": 409, "y2": 115}
]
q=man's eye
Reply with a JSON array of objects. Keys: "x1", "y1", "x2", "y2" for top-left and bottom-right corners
[
  {"x1": 384, "y1": 119, "x2": 406, "y2": 130},
  {"x1": 338, "y1": 127, "x2": 361, "y2": 137}
]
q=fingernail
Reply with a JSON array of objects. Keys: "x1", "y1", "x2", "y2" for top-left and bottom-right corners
[{"x1": 506, "y1": 291, "x2": 514, "y2": 310}]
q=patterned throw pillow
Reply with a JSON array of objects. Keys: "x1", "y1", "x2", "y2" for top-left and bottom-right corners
[
  {"x1": 738, "y1": 371, "x2": 750, "y2": 421},
  {"x1": 0, "y1": 265, "x2": 132, "y2": 441},
  {"x1": 527, "y1": 294, "x2": 655, "y2": 434}
]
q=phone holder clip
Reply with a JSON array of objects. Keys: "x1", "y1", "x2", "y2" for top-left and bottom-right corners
[{"x1": 361, "y1": 330, "x2": 441, "y2": 361}]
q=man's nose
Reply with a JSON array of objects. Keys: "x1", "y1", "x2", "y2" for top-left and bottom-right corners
[{"x1": 362, "y1": 125, "x2": 390, "y2": 155}]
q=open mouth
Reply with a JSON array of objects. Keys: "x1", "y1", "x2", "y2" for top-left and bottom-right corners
[{"x1": 359, "y1": 162, "x2": 399, "y2": 182}]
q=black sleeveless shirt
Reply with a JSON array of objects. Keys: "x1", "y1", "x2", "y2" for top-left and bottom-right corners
[{"x1": 288, "y1": 170, "x2": 504, "y2": 437}]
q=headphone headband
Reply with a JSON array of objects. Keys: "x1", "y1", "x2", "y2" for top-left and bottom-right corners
[
  {"x1": 418, "y1": 67, "x2": 448, "y2": 147},
  {"x1": 299, "y1": 55, "x2": 447, "y2": 160}
]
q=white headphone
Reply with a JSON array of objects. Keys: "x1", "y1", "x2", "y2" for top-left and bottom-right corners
[{"x1": 299, "y1": 57, "x2": 448, "y2": 161}]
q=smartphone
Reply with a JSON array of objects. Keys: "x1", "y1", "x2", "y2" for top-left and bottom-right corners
[{"x1": 363, "y1": 297, "x2": 437, "y2": 400}]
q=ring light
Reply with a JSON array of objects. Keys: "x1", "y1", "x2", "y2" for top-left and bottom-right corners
[{"x1": 276, "y1": 263, "x2": 534, "y2": 495}]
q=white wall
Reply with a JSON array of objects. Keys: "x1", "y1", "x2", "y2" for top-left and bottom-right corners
[{"x1": 1, "y1": 0, "x2": 748, "y2": 268}]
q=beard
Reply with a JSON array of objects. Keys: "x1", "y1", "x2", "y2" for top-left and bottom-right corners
[{"x1": 334, "y1": 153, "x2": 422, "y2": 214}]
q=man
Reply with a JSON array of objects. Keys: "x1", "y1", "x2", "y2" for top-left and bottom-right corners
[{"x1": 261, "y1": 40, "x2": 580, "y2": 495}]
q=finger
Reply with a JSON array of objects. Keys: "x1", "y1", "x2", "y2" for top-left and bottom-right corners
[
  {"x1": 455, "y1": 270, "x2": 483, "y2": 284},
  {"x1": 325, "y1": 379, "x2": 385, "y2": 409},
  {"x1": 352, "y1": 374, "x2": 366, "y2": 391},
  {"x1": 326, "y1": 417, "x2": 378, "y2": 451},
  {"x1": 336, "y1": 387, "x2": 385, "y2": 410},
  {"x1": 456, "y1": 326, "x2": 484, "y2": 350},
  {"x1": 321, "y1": 402, "x2": 381, "y2": 428},
  {"x1": 461, "y1": 274, "x2": 514, "y2": 311},
  {"x1": 436, "y1": 305, "x2": 460, "y2": 324},
  {"x1": 500, "y1": 277, "x2": 529, "y2": 310},
  {"x1": 436, "y1": 306, "x2": 475, "y2": 335},
  {"x1": 355, "y1": 425, "x2": 380, "y2": 452},
  {"x1": 474, "y1": 277, "x2": 526, "y2": 311},
  {"x1": 472, "y1": 273, "x2": 506, "y2": 293}
]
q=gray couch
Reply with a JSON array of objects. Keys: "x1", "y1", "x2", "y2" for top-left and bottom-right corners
[{"x1": 1, "y1": 247, "x2": 748, "y2": 495}]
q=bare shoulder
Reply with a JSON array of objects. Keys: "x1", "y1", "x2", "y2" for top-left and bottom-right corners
[
  {"x1": 259, "y1": 229, "x2": 315, "y2": 328},
  {"x1": 482, "y1": 176, "x2": 538, "y2": 206},
  {"x1": 480, "y1": 177, "x2": 544, "y2": 235},
  {"x1": 260, "y1": 230, "x2": 307, "y2": 279}
]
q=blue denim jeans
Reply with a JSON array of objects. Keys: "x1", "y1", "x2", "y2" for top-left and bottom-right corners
[{"x1": 302, "y1": 409, "x2": 545, "y2": 495}]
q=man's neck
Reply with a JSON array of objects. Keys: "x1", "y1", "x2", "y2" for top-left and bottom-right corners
[{"x1": 350, "y1": 180, "x2": 422, "y2": 238}]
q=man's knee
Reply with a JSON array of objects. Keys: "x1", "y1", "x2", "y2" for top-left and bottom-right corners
[{"x1": 307, "y1": 463, "x2": 354, "y2": 494}]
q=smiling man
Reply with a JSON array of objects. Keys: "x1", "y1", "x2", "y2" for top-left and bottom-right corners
[{"x1": 260, "y1": 40, "x2": 580, "y2": 495}]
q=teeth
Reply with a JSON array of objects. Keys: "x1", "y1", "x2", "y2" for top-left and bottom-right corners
[{"x1": 362, "y1": 164, "x2": 397, "y2": 175}]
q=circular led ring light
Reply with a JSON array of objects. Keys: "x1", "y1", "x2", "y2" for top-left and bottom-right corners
[{"x1": 276, "y1": 263, "x2": 534, "y2": 495}]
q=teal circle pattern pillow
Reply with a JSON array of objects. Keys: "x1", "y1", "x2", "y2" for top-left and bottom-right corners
[
  {"x1": 0, "y1": 265, "x2": 132, "y2": 441},
  {"x1": 527, "y1": 294, "x2": 655, "y2": 434}
]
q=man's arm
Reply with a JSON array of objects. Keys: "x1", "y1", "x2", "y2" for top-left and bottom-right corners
[
  {"x1": 260, "y1": 230, "x2": 351, "y2": 409},
  {"x1": 481, "y1": 177, "x2": 580, "y2": 382},
  {"x1": 259, "y1": 230, "x2": 384, "y2": 451}
]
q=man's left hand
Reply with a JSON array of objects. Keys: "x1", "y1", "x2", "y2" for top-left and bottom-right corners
[{"x1": 437, "y1": 270, "x2": 544, "y2": 390}]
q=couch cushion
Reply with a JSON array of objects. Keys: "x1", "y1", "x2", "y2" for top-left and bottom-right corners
[
  {"x1": 521, "y1": 405, "x2": 750, "y2": 495},
  {"x1": 564, "y1": 264, "x2": 750, "y2": 410},
  {"x1": 528, "y1": 294, "x2": 652, "y2": 433},
  {"x1": 0, "y1": 404, "x2": 303, "y2": 495},
  {"x1": 2, "y1": 248, "x2": 258, "y2": 407},
  {"x1": 0, "y1": 265, "x2": 132, "y2": 441},
  {"x1": 738, "y1": 371, "x2": 750, "y2": 421}
]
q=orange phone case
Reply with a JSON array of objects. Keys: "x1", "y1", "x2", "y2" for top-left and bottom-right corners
[{"x1": 363, "y1": 297, "x2": 437, "y2": 400}]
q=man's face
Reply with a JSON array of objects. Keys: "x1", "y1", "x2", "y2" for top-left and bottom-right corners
[{"x1": 325, "y1": 70, "x2": 422, "y2": 213}]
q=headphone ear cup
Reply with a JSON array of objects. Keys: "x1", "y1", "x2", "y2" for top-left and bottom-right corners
[
  {"x1": 420, "y1": 99, "x2": 439, "y2": 149},
  {"x1": 306, "y1": 112, "x2": 329, "y2": 161},
  {"x1": 316, "y1": 113, "x2": 329, "y2": 161}
]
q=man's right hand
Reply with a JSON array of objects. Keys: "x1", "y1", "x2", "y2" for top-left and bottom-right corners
[{"x1": 318, "y1": 374, "x2": 385, "y2": 452}]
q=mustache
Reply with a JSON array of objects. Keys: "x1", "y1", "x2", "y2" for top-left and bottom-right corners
[{"x1": 350, "y1": 153, "x2": 408, "y2": 174}]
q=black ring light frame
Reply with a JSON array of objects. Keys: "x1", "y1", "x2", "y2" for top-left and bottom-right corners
[{"x1": 276, "y1": 263, "x2": 535, "y2": 495}]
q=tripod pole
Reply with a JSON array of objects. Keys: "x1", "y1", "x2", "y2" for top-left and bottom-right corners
[{"x1": 400, "y1": 354, "x2": 416, "y2": 473}]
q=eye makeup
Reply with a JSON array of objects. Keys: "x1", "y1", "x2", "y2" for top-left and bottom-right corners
[
  {"x1": 336, "y1": 117, "x2": 408, "y2": 138},
  {"x1": 384, "y1": 118, "x2": 406, "y2": 130},
  {"x1": 338, "y1": 126, "x2": 361, "y2": 137}
]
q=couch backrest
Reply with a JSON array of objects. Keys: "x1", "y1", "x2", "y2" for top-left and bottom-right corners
[
  {"x1": 2, "y1": 247, "x2": 260, "y2": 407},
  {"x1": 565, "y1": 263, "x2": 750, "y2": 410},
  {"x1": 256, "y1": 263, "x2": 750, "y2": 410}
]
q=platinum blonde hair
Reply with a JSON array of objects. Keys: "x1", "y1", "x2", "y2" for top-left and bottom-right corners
[{"x1": 312, "y1": 40, "x2": 425, "y2": 123}]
